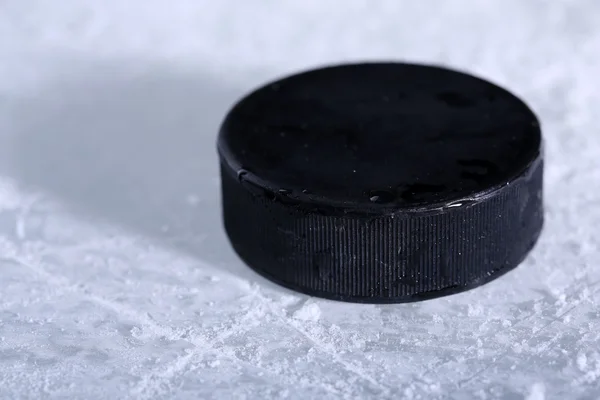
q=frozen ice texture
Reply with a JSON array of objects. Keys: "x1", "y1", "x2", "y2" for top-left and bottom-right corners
[{"x1": 0, "y1": 1, "x2": 599, "y2": 399}]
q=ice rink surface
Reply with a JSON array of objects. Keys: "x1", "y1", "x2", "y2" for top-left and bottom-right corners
[{"x1": 0, "y1": 1, "x2": 599, "y2": 399}]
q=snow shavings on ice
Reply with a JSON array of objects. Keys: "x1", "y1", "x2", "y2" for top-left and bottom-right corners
[{"x1": 1, "y1": 0, "x2": 600, "y2": 398}]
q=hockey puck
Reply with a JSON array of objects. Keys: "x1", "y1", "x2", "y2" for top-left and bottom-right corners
[{"x1": 217, "y1": 62, "x2": 543, "y2": 303}]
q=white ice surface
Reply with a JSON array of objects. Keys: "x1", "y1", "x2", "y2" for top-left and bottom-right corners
[{"x1": 0, "y1": 1, "x2": 599, "y2": 399}]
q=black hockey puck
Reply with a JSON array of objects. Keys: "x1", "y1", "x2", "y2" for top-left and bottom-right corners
[{"x1": 217, "y1": 62, "x2": 543, "y2": 303}]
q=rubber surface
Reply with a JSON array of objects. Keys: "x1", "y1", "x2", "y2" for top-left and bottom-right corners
[{"x1": 218, "y1": 62, "x2": 544, "y2": 303}]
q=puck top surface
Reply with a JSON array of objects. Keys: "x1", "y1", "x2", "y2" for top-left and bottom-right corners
[{"x1": 218, "y1": 63, "x2": 541, "y2": 211}]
